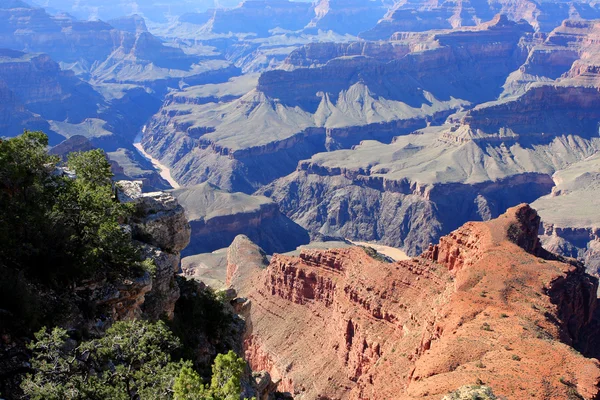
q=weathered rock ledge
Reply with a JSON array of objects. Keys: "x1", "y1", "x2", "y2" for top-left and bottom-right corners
[{"x1": 112, "y1": 180, "x2": 191, "y2": 321}]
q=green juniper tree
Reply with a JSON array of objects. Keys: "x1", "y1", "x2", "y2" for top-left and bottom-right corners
[
  {"x1": 0, "y1": 132, "x2": 152, "y2": 332},
  {"x1": 173, "y1": 351, "x2": 253, "y2": 400},
  {"x1": 22, "y1": 323, "x2": 252, "y2": 400},
  {"x1": 22, "y1": 320, "x2": 188, "y2": 400}
]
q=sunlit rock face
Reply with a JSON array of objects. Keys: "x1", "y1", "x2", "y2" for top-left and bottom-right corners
[
  {"x1": 115, "y1": 180, "x2": 191, "y2": 320},
  {"x1": 229, "y1": 206, "x2": 600, "y2": 399}
]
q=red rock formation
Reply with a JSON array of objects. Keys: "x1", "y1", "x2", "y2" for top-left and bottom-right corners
[{"x1": 229, "y1": 205, "x2": 600, "y2": 399}]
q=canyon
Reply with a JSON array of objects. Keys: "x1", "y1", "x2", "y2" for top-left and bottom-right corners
[
  {"x1": 361, "y1": 0, "x2": 600, "y2": 39},
  {"x1": 18, "y1": 0, "x2": 593, "y2": 272},
  {"x1": 2, "y1": 1, "x2": 600, "y2": 397},
  {"x1": 141, "y1": 16, "x2": 532, "y2": 193}
]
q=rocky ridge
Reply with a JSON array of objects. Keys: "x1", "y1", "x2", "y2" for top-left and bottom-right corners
[
  {"x1": 99, "y1": 180, "x2": 191, "y2": 321},
  {"x1": 228, "y1": 204, "x2": 600, "y2": 399},
  {"x1": 176, "y1": 0, "x2": 388, "y2": 37}
]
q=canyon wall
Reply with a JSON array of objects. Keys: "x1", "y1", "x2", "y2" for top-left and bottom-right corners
[
  {"x1": 103, "y1": 180, "x2": 191, "y2": 322},
  {"x1": 172, "y1": 183, "x2": 309, "y2": 256},
  {"x1": 261, "y1": 163, "x2": 555, "y2": 255},
  {"x1": 142, "y1": 17, "x2": 531, "y2": 193},
  {"x1": 229, "y1": 204, "x2": 600, "y2": 399}
]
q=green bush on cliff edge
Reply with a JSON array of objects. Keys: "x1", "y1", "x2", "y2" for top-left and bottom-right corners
[
  {"x1": 0, "y1": 131, "x2": 149, "y2": 285},
  {"x1": 0, "y1": 131, "x2": 152, "y2": 332},
  {"x1": 22, "y1": 320, "x2": 252, "y2": 400}
]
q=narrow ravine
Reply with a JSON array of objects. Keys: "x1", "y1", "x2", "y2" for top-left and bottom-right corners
[{"x1": 134, "y1": 129, "x2": 181, "y2": 189}]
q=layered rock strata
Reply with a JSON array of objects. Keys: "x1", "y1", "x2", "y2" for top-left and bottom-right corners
[
  {"x1": 532, "y1": 153, "x2": 600, "y2": 275},
  {"x1": 142, "y1": 17, "x2": 530, "y2": 193},
  {"x1": 229, "y1": 205, "x2": 600, "y2": 399},
  {"x1": 261, "y1": 126, "x2": 600, "y2": 254},
  {"x1": 459, "y1": 19, "x2": 600, "y2": 140},
  {"x1": 360, "y1": 0, "x2": 600, "y2": 40}
]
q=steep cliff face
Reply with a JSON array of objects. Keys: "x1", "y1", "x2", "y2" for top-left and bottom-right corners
[
  {"x1": 229, "y1": 205, "x2": 600, "y2": 399},
  {"x1": 113, "y1": 180, "x2": 191, "y2": 321},
  {"x1": 262, "y1": 168, "x2": 555, "y2": 255},
  {"x1": 463, "y1": 85, "x2": 600, "y2": 138},
  {"x1": 531, "y1": 153, "x2": 600, "y2": 275},
  {"x1": 282, "y1": 41, "x2": 412, "y2": 70},
  {"x1": 260, "y1": 124, "x2": 600, "y2": 255},
  {"x1": 461, "y1": 19, "x2": 600, "y2": 139}
]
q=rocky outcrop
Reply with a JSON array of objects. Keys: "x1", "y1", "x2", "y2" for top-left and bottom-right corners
[
  {"x1": 115, "y1": 180, "x2": 191, "y2": 320},
  {"x1": 28, "y1": 181, "x2": 192, "y2": 331},
  {"x1": 119, "y1": 182, "x2": 191, "y2": 254},
  {"x1": 230, "y1": 205, "x2": 600, "y2": 399},
  {"x1": 226, "y1": 235, "x2": 270, "y2": 287},
  {"x1": 172, "y1": 183, "x2": 309, "y2": 257}
]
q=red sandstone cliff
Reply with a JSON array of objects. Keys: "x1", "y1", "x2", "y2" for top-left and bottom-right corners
[{"x1": 229, "y1": 205, "x2": 600, "y2": 399}]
